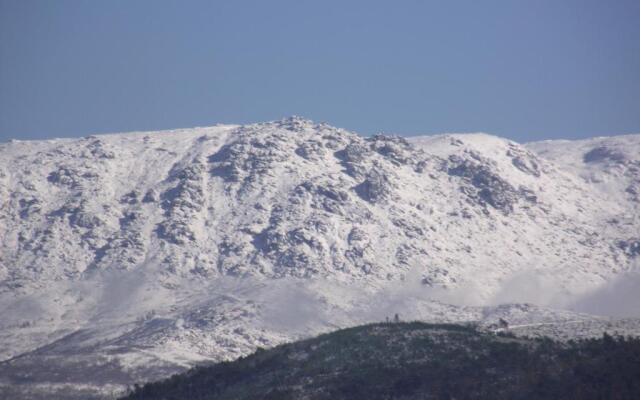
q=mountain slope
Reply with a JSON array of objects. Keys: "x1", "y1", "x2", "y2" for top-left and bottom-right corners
[
  {"x1": 1, "y1": 118, "x2": 639, "y2": 398},
  {"x1": 526, "y1": 134, "x2": 640, "y2": 253},
  {"x1": 3, "y1": 119, "x2": 637, "y2": 294}
]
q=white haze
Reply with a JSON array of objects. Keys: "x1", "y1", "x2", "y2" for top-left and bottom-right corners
[{"x1": 258, "y1": 264, "x2": 640, "y2": 333}]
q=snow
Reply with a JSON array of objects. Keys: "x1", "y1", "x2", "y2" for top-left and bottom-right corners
[{"x1": 1, "y1": 118, "x2": 639, "y2": 398}]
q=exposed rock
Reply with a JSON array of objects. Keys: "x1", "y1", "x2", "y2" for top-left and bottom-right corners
[
  {"x1": 618, "y1": 239, "x2": 640, "y2": 257},
  {"x1": 143, "y1": 189, "x2": 159, "y2": 203},
  {"x1": 295, "y1": 140, "x2": 326, "y2": 161},
  {"x1": 334, "y1": 142, "x2": 370, "y2": 177},
  {"x1": 158, "y1": 163, "x2": 205, "y2": 244},
  {"x1": 120, "y1": 191, "x2": 140, "y2": 205},
  {"x1": 18, "y1": 197, "x2": 41, "y2": 219},
  {"x1": 347, "y1": 227, "x2": 368, "y2": 244},
  {"x1": 355, "y1": 169, "x2": 393, "y2": 203},
  {"x1": 507, "y1": 144, "x2": 541, "y2": 177},
  {"x1": 83, "y1": 139, "x2": 116, "y2": 159},
  {"x1": 47, "y1": 166, "x2": 80, "y2": 188},
  {"x1": 447, "y1": 155, "x2": 521, "y2": 213},
  {"x1": 368, "y1": 134, "x2": 412, "y2": 166},
  {"x1": 583, "y1": 146, "x2": 626, "y2": 164}
]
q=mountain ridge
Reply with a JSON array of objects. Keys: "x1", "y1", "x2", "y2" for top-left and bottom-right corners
[{"x1": 1, "y1": 117, "x2": 639, "y2": 398}]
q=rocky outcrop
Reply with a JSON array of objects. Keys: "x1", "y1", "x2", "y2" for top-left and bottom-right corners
[
  {"x1": 584, "y1": 146, "x2": 627, "y2": 164},
  {"x1": 1, "y1": 120, "x2": 638, "y2": 291},
  {"x1": 355, "y1": 170, "x2": 393, "y2": 203},
  {"x1": 447, "y1": 154, "x2": 533, "y2": 214},
  {"x1": 158, "y1": 163, "x2": 205, "y2": 245}
]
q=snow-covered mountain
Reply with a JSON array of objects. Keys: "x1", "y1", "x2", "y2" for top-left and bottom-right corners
[{"x1": 1, "y1": 117, "x2": 639, "y2": 398}]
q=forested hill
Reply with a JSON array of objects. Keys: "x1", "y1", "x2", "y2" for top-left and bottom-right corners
[{"x1": 121, "y1": 322, "x2": 640, "y2": 400}]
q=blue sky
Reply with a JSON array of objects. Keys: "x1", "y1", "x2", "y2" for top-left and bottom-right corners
[{"x1": 1, "y1": 0, "x2": 639, "y2": 143}]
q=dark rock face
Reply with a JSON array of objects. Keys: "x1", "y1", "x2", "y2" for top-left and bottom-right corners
[
  {"x1": 251, "y1": 225, "x2": 327, "y2": 278},
  {"x1": 518, "y1": 187, "x2": 538, "y2": 203},
  {"x1": 274, "y1": 115, "x2": 312, "y2": 132},
  {"x1": 584, "y1": 146, "x2": 626, "y2": 163},
  {"x1": 69, "y1": 206, "x2": 104, "y2": 229},
  {"x1": 447, "y1": 155, "x2": 524, "y2": 214},
  {"x1": 208, "y1": 128, "x2": 296, "y2": 197},
  {"x1": 355, "y1": 170, "x2": 393, "y2": 203},
  {"x1": 618, "y1": 239, "x2": 640, "y2": 257},
  {"x1": 143, "y1": 189, "x2": 159, "y2": 203},
  {"x1": 208, "y1": 141, "x2": 253, "y2": 183},
  {"x1": 48, "y1": 167, "x2": 81, "y2": 188},
  {"x1": 507, "y1": 144, "x2": 541, "y2": 177},
  {"x1": 334, "y1": 142, "x2": 370, "y2": 178},
  {"x1": 295, "y1": 140, "x2": 326, "y2": 161},
  {"x1": 297, "y1": 180, "x2": 351, "y2": 214},
  {"x1": 368, "y1": 135, "x2": 412, "y2": 166},
  {"x1": 158, "y1": 163, "x2": 205, "y2": 245},
  {"x1": 627, "y1": 183, "x2": 640, "y2": 202},
  {"x1": 120, "y1": 191, "x2": 139, "y2": 205},
  {"x1": 18, "y1": 197, "x2": 41, "y2": 219},
  {"x1": 83, "y1": 139, "x2": 116, "y2": 159}
]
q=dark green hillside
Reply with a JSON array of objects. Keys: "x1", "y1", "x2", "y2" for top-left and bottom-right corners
[{"x1": 121, "y1": 322, "x2": 640, "y2": 400}]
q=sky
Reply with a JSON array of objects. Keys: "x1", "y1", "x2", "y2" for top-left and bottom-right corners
[{"x1": 1, "y1": 0, "x2": 639, "y2": 143}]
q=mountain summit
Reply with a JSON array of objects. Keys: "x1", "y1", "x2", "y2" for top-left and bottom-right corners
[
  {"x1": 3, "y1": 119, "x2": 637, "y2": 290},
  {"x1": 1, "y1": 119, "x2": 639, "y2": 398}
]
